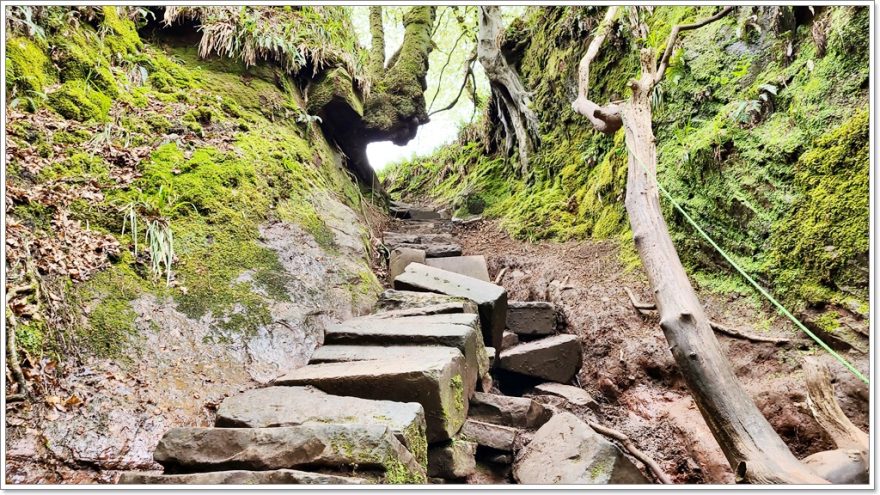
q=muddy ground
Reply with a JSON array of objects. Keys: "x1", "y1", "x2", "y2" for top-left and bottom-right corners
[{"x1": 443, "y1": 219, "x2": 870, "y2": 484}]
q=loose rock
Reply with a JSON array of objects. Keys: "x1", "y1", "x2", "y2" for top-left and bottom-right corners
[
  {"x1": 499, "y1": 334, "x2": 582, "y2": 383},
  {"x1": 468, "y1": 392, "x2": 551, "y2": 429},
  {"x1": 427, "y1": 440, "x2": 477, "y2": 479},
  {"x1": 388, "y1": 247, "x2": 426, "y2": 282},
  {"x1": 460, "y1": 419, "x2": 519, "y2": 451},
  {"x1": 530, "y1": 382, "x2": 598, "y2": 411},
  {"x1": 513, "y1": 412, "x2": 647, "y2": 484},
  {"x1": 507, "y1": 301, "x2": 556, "y2": 335},
  {"x1": 375, "y1": 289, "x2": 477, "y2": 314}
]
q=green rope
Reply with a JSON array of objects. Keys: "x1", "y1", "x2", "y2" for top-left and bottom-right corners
[{"x1": 626, "y1": 145, "x2": 869, "y2": 385}]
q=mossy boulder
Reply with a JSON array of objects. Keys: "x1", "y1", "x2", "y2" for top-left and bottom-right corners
[
  {"x1": 48, "y1": 80, "x2": 112, "y2": 122},
  {"x1": 6, "y1": 36, "x2": 52, "y2": 94}
]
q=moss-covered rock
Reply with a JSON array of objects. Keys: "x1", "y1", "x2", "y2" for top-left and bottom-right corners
[
  {"x1": 6, "y1": 36, "x2": 52, "y2": 94},
  {"x1": 47, "y1": 80, "x2": 112, "y2": 121}
]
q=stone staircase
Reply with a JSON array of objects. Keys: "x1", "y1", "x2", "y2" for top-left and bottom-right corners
[{"x1": 117, "y1": 201, "x2": 649, "y2": 485}]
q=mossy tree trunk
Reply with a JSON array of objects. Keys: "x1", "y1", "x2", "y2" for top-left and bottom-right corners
[
  {"x1": 478, "y1": 6, "x2": 540, "y2": 176},
  {"x1": 572, "y1": 6, "x2": 843, "y2": 484},
  {"x1": 368, "y1": 6, "x2": 386, "y2": 81}
]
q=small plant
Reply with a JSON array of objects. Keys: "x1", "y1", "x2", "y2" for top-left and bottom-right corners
[{"x1": 145, "y1": 219, "x2": 174, "y2": 284}]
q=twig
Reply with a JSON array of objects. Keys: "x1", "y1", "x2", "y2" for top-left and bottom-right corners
[
  {"x1": 624, "y1": 287, "x2": 790, "y2": 345},
  {"x1": 494, "y1": 267, "x2": 508, "y2": 285},
  {"x1": 654, "y1": 7, "x2": 735, "y2": 83},
  {"x1": 587, "y1": 420, "x2": 673, "y2": 484}
]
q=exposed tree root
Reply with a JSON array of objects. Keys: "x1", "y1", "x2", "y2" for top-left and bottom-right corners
[
  {"x1": 587, "y1": 419, "x2": 673, "y2": 484},
  {"x1": 624, "y1": 287, "x2": 791, "y2": 346}
]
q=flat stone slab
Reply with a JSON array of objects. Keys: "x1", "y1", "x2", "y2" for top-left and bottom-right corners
[
  {"x1": 499, "y1": 334, "x2": 581, "y2": 383},
  {"x1": 507, "y1": 301, "x2": 556, "y2": 335},
  {"x1": 395, "y1": 243, "x2": 462, "y2": 258},
  {"x1": 389, "y1": 247, "x2": 426, "y2": 282},
  {"x1": 408, "y1": 208, "x2": 442, "y2": 220},
  {"x1": 368, "y1": 303, "x2": 473, "y2": 319},
  {"x1": 309, "y1": 345, "x2": 479, "y2": 404},
  {"x1": 215, "y1": 386, "x2": 426, "y2": 464},
  {"x1": 274, "y1": 354, "x2": 468, "y2": 443},
  {"x1": 427, "y1": 440, "x2": 477, "y2": 479},
  {"x1": 425, "y1": 256, "x2": 491, "y2": 282},
  {"x1": 375, "y1": 289, "x2": 477, "y2": 314},
  {"x1": 323, "y1": 313, "x2": 490, "y2": 389},
  {"x1": 530, "y1": 383, "x2": 598, "y2": 411},
  {"x1": 118, "y1": 469, "x2": 369, "y2": 485},
  {"x1": 394, "y1": 263, "x2": 507, "y2": 353},
  {"x1": 154, "y1": 425, "x2": 426, "y2": 483},
  {"x1": 469, "y1": 392, "x2": 551, "y2": 429},
  {"x1": 514, "y1": 412, "x2": 647, "y2": 484},
  {"x1": 460, "y1": 419, "x2": 519, "y2": 452}
]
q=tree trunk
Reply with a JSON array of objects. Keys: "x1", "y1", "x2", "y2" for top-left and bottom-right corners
[
  {"x1": 477, "y1": 6, "x2": 539, "y2": 175},
  {"x1": 368, "y1": 6, "x2": 385, "y2": 80},
  {"x1": 620, "y1": 51, "x2": 827, "y2": 484}
]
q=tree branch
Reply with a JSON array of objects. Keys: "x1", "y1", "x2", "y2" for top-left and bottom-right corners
[
  {"x1": 428, "y1": 48, "x2": 477, "y2": 117},
  {"x1": 427, "y1": 29, "x2": 470, "y2": 112},
  {"x1": 803, "y1": 358, "x2": 868, "y2": 452},
  {"x1": 654, "y1": 6, "x2": 735, "y2": 83},
  {"x1": 368, "y1": 6, "x2": 386, "y2": 80},
  {"x1": 587, "y1": 420, "x2": 673, "y2": 484},
  {"x1": 571, "y1": 6, "x2": 623, "y2": 133},
  {"x1": 624, "y1": 287, "x2": 791, "y2": 345}
]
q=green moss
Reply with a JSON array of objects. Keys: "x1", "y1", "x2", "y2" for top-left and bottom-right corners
[
  {"x1": 100, "y1": 6, "x2": 143, "y2": 57},
  {"x1": 15, "y1": 321, "x2": 47, "y2": 357},
  {"x1": 48, "y1": 80, "x2": 111, "y2": 122},
  {"x1": 767, "y1": 109, "x2": 869, "y2": 305},
  {"x1": 401, "y1": 421, "x2": 428, "y2": 469},
  {"x1": 6, "y1": 36, "x2": 52, "y2": 94},
  {"x1": 50, "y1": 26, "x2": 118, "y2": 96},
  {"x1": 39, "y1": 153, "x2": 110, "y2": 183},
  {"x1": 75, "y1": 260, "x2": 145, "y2": 360}
]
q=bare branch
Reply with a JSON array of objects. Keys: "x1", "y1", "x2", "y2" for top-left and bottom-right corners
[
  {"x1": 427, "y1": 29, "x2": 470, "y2": 112},
  {"x1": 654, "y1": 6, "x2": 735, "y2": 83},
  {"x1": 429, "y1": 49, "x2": 477, "y2": 117},
  {"x1": 587, "y1": 420, "x2": 673, "y2": 484},
  {"x1": 571, "y1": 7, "x2": 623, "y2": 133},
  {"x1": 625, "y1": 287, "x2": 791, "y2": 345}
]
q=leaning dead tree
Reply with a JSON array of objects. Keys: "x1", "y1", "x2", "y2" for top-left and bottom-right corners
[
  {"x1": 478, "y1": 6, "x2": 540, "y2": 175},
  {"x1": 572, "y1": 6, "x2": 865, "y2": 484}
]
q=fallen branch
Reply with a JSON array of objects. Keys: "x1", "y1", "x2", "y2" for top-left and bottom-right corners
[
  {"x1": 624, "y1": 287, "x2": 790, "y2": 345},
  {"x1": 587, "y1": 420, "x2": 673, "y2": 484},
  {"x1": 494, "y1": 266, "x2": 508, "y2": 285},
  {"x1": 803, "y1": 358, "x2": 868, "y2": 451}
]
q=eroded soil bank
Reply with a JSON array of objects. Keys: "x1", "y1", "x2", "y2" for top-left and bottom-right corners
[{"x1": 431, "y1": 218, "x2": 869, "y2": 484}]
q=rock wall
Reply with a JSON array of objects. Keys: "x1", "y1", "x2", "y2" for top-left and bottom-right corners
[{"x1": 5, "y1": 7, "x2": 383, "y2": 483}]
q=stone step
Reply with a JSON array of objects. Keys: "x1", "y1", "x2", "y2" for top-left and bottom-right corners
[
  {"x1": 395, "y1": 243, "x2": 462, "y2": 258},
  {"x1": 274, "y1": 353, "x2": 468, "y2": 443},
  {"x1": 309, "y1": 345, "x2": 480, "y2": 404},
  {"x1": 394, "y1": 263, "x2": 507, "y2": 353},
  {"x1": 384, "y1": 233, "x2": 461, "y2": 258},
  {"x1": 528, "y1": 383, "x2": 598, "y2": 411},
  {"x1": 388, "y1": 247, "x2": 426, "y2": 282},
  {"x1": 214, "y1": 386, "x2": 426, "y2": 465},
  {"x1": 513, "y1": 412, "x2": 648, "y2": 484},
  {"x1": 118, "y1": 469, "x2": 369, "y2": 485},
  {"x1": 368, "y1": 302, "x2": 475, "y2": 319},
  {"x1": 427, "y1": 439, "x2": 477, "y2": 480},
  {"x1": 498, "y1": 334, "x2": 581, "y2": 383},
  {"x1": 152, "y1": 424, "x2": 426, "y2": 483},
  {"x1": 425, "y1": 255, "x2": 491, "y2": 282},
  {"x1": 468, "y1": 392, "x2": 551, "y2": 430},
  {"x1": 324, "y1": 313, "x2": 489, "y2": 386},
  {"x1": 460, "y1": 419, "x2": 519, "y2": 452},
  {"x1": 375, "y1": 289, "x2": 477, "y2": 314},
  {"x1": 507, "y1": 301, "x2": 556, "y2": 336}
]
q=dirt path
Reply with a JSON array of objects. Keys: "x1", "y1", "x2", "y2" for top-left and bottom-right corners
[{"x1": 439, "y1": 219, "x2": 869, "y2": 484}]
